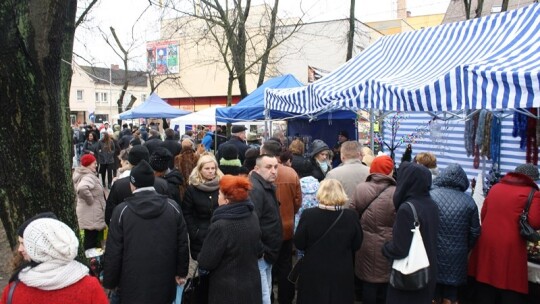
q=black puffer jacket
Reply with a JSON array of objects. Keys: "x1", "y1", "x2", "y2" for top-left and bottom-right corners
[
  {"x1": 430, "y1": 163, "x2": 480, "y2": 286},
  {"x1": 182, "y1": 185, "x2": 219, "y2": 260}
]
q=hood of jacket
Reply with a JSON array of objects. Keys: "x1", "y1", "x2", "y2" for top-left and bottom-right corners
[
  {"x1": 393, "y1": 161, "x2": 432, "y2": 209},
  {"x1": 124, "y1": 190, "x2": 170, "y2": 219},
  {"x1": 433, "y1": 163, "x2": 469, "y2": 192},
  {"x1": 164, "y1": 169, "x2": 183, "y2": 186},
  {"x1": 309, "y1": 139, "x2": 330, "y2": 158},
  {"x1": 300, "y1": 176, "x2": 320, "y2": 194},
  {"x1": 73, "y1": 166, "x2": 95, "y2": 185}
]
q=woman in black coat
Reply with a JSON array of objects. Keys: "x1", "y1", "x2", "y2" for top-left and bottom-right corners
[
  {"x1": 182, "y1": 154, "x2": 223, "y2": 260},
  {"x1": 430, "y1": 163, "x2": 480, "y2": 304},
  {"x1": 294, "y1": 178, "x2": 362, "y2": 304},
  {"x1": 198, "y1": 175, "x2": 262, "y2": 304},
  {"x1": 383, "y1": 161, "x2": 440, "y2": 304}
]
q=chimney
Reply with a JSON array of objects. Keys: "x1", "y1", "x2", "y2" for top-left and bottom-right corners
[{"x1": 397, "y1": 0, "x2": 407, "y2": 19}]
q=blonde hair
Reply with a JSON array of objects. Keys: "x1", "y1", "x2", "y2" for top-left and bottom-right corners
[
  {"x1": 316, "y1": 179, "x2": 348, "y2": 206},
  {"x1": 189, "y1": 154, "x2": 223, "y2": 185}
]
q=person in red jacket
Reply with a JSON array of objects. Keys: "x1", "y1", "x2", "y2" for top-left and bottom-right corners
[
  {"x1": 1, "y1": 217, "x2": 108, "y2": 304},
  {"x1": 468, "y1": 163, "x2": 540, "y2": 304}
]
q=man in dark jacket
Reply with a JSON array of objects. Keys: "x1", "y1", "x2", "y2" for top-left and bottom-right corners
[
  {"x1": 249, "y1": 154, "x2": 283, "y2": 304},
  {"x1": 103, "y1": 160, "x2": 190, "y2": 304},
  {"x1": 160, "y1": 128, "x2": 182, "y2": 169},
  {"x1": 144, "y1": 129, "x2": 163, "y2": 156},
  {"x1": 105, "y1": 145, "x2": 169, "y2": 224},
  {"x1": 261, "y1": 140, "x2": 301, "y2": 304},
  {"x1": 217, "y1": 125, "x2": 249, "y2": 164}
]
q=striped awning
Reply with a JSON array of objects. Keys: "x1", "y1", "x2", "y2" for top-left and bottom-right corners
[{"x1": 266, "y1": 3, "x2": 540, "y2": 113}]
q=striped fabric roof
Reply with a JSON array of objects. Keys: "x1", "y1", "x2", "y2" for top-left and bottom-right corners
[{"x1": 266, "y1": 3, "x2": 540, "y2": 113}]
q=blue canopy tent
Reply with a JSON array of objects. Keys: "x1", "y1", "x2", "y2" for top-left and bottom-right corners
[
  {"x1": 119, "y1": 93, "x2": 191, "y2": 119},
  {"x1": 216, "y1": 74, "x2": 357, "y2": 148},
  {"x1": 265, "y1": 4, "x2": 540, "y2": 114}
]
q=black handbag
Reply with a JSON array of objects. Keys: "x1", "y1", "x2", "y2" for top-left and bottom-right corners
[
  {"x1": 181, "y1": 270, "x2": 209, "y2": 304},
  {"x1": 287, "y1": 209, "x2": 344, "y2": 284},
  {"x1": 519, "y1": 188, "x2": 540, "y2": 243}
]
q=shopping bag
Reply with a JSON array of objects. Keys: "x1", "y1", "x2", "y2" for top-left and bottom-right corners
[{"x1": 389, "y1": 202, "x2": 430, "y2": 290}]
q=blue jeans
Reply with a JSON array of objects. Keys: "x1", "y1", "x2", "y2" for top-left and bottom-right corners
[{"x1": 258, "y1": 258, "x2": 273, "y2": 304}]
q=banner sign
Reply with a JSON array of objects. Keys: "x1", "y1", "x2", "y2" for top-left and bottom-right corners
[{"x1": 147, "y1": 40, "x2": 179, "y2": 75}]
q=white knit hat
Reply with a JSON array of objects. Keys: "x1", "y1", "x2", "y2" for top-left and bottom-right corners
[{"x1": 23, "y1": 218, "x2": 79, "y2": 263}]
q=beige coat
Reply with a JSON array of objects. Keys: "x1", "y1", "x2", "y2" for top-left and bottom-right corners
[
  {"x1": 325, "y1": 159, "x2": 370, "y2": 207},
  {"x1": 350, "y1": 173, "x2": 396, "y2": 283},
  {"x1": 73, "y1": 166, "x2": 106, "y2": 230}
]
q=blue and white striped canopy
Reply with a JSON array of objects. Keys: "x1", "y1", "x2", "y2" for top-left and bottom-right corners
[{"x1": 266, "y1": 3, "x2": 540, "y2": 113}]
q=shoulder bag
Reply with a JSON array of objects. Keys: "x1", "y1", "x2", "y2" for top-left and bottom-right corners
[
  {"x1": 519, "y1": 188, "x2": 540, "y2": 242},
  {"x1": 7, "y1": 280, "x2": 18, "y2": 304},
  {"x1": 389, "y1": 202, "x2": 430, "y2": 290},
  {"x1": 287, "y1": 209, "x2": 344, "y2": 284}
]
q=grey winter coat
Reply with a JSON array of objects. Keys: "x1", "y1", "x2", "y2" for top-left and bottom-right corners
[
  {"x1": 351, "y1": 173, "x2": 396, "y2": 283},
  {"x1": 73, "y1": 166, "x2": 106, "y2": 230},
  {"x1": 430, "y1": 163, "x2": 480, "y2": 286}
]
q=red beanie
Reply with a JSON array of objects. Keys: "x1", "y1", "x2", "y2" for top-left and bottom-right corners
[
  {"x1": 370, "y1": 155, "x2": 394, "y2": 175},
  {"x1": 80, "y1": 154, "x2": 96, "y2": 167}
]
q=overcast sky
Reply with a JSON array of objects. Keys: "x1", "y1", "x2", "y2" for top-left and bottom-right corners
[{"x1": 73, "y1": 0, "x2": 450, "y2": 70}]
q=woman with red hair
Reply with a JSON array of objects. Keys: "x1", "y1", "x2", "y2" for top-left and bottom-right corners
[{"x1": 197, "y1": 175, "x2": 262, "y2": 304}]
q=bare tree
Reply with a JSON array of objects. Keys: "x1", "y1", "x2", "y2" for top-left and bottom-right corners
[
  {"x1": 0, "y1": 0, "x2": 97, "y2": 248},
  {"x1": 463, "y1": 0, "x2": 485, "y2": 19},
  {"x1": 346, "y1": 0, "x2": 355, "y2": 61}
]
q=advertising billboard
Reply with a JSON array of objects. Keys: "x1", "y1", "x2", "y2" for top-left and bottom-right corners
[{"x1": 147, "y1": 40, "x2": 179, "y2": 75}]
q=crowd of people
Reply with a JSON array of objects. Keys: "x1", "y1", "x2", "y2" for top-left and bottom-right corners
[{"x1": 3, "y1": 124, "x2": 540, "y2": 304}]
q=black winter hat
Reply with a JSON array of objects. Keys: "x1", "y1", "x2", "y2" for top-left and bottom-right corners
[
  {"x1": 150, "y1": 147, "x2": 172, "y2": 172},
  {"x1": 17, "y1": 212, "x2": 57, "y2": 237},
  {"x1": 128, "y1": 145, "x2": 149, "y2": 165},
  {"x1": 130, "y1": 160, "x2": 155, "y2": 188},
  {"x1": 231, "y1": 125, "x2": 247, "y2": 133},
  {"x1": 221, "y1": 144, "x2": 239, "y2": 160}
]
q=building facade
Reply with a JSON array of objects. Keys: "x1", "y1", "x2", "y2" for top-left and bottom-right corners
[{"x1": 69, "y1": 64, "x2": 149, "y2": 125}]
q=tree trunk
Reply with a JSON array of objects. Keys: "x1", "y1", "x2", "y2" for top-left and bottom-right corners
[
  {"x1": 346, "y1": 0, "x2": 355, "y2": 61},
  {"x1": 475, "y1": 0, "x2": 484, "y2": 18},
  {"x1": 0, "y1": 0, "x2": 78, "y2": 248},
  {"x1": 501, "y1": 0, "x2": 509, "y2": 12},
  {"x1": 463, "y1": 0, "x2": 471, "y2": 19}
]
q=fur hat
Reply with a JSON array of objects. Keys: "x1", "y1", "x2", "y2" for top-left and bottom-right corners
[
  {"x1": 17, "y1": 212, "x2": 57, "y2": 237},
  {"x1": 80, "y1": 154, "x2": 96, "y2": 167},
  {"x1": 221, "y1": 144, "x2": 239, "y2": 160},
  {"x1": 23, "y1": 218, "x2": 79, "y2": 263},
  {"x1": 130, "y1": 160, "x2": 155, "y2": 188},
  {"x1": 231, "y1": 125, "x2": 247, "y2": 134},
  {"x1": 128, "y1": 145, "x2": 150, "y2": 166},
  {"x1": 515, "y1": 163, "x2": 539, "y2": 181},
  {"x1": 370, "y1": 155, "x2": 394, "y2": 175},
  {"x1": 149, "y1": 148, "x2": 172, "y2": 172}
]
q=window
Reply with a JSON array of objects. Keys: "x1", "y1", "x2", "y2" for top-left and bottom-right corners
[
  {"x1": 76, "y1": 90, "x2": 83, "y2": 101},
  {"x1": 141, "y1": 94, "x2": 147, "y2": 101},
  {"x1": 95, "y1": 92, "x2": 109, "y2": 103},
  {"x1": 95, "y1": 92, "x2": 99, "y2": 102},
  {"x1": 101, "y1": 92, "x2": 108, "y2": 102}
]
